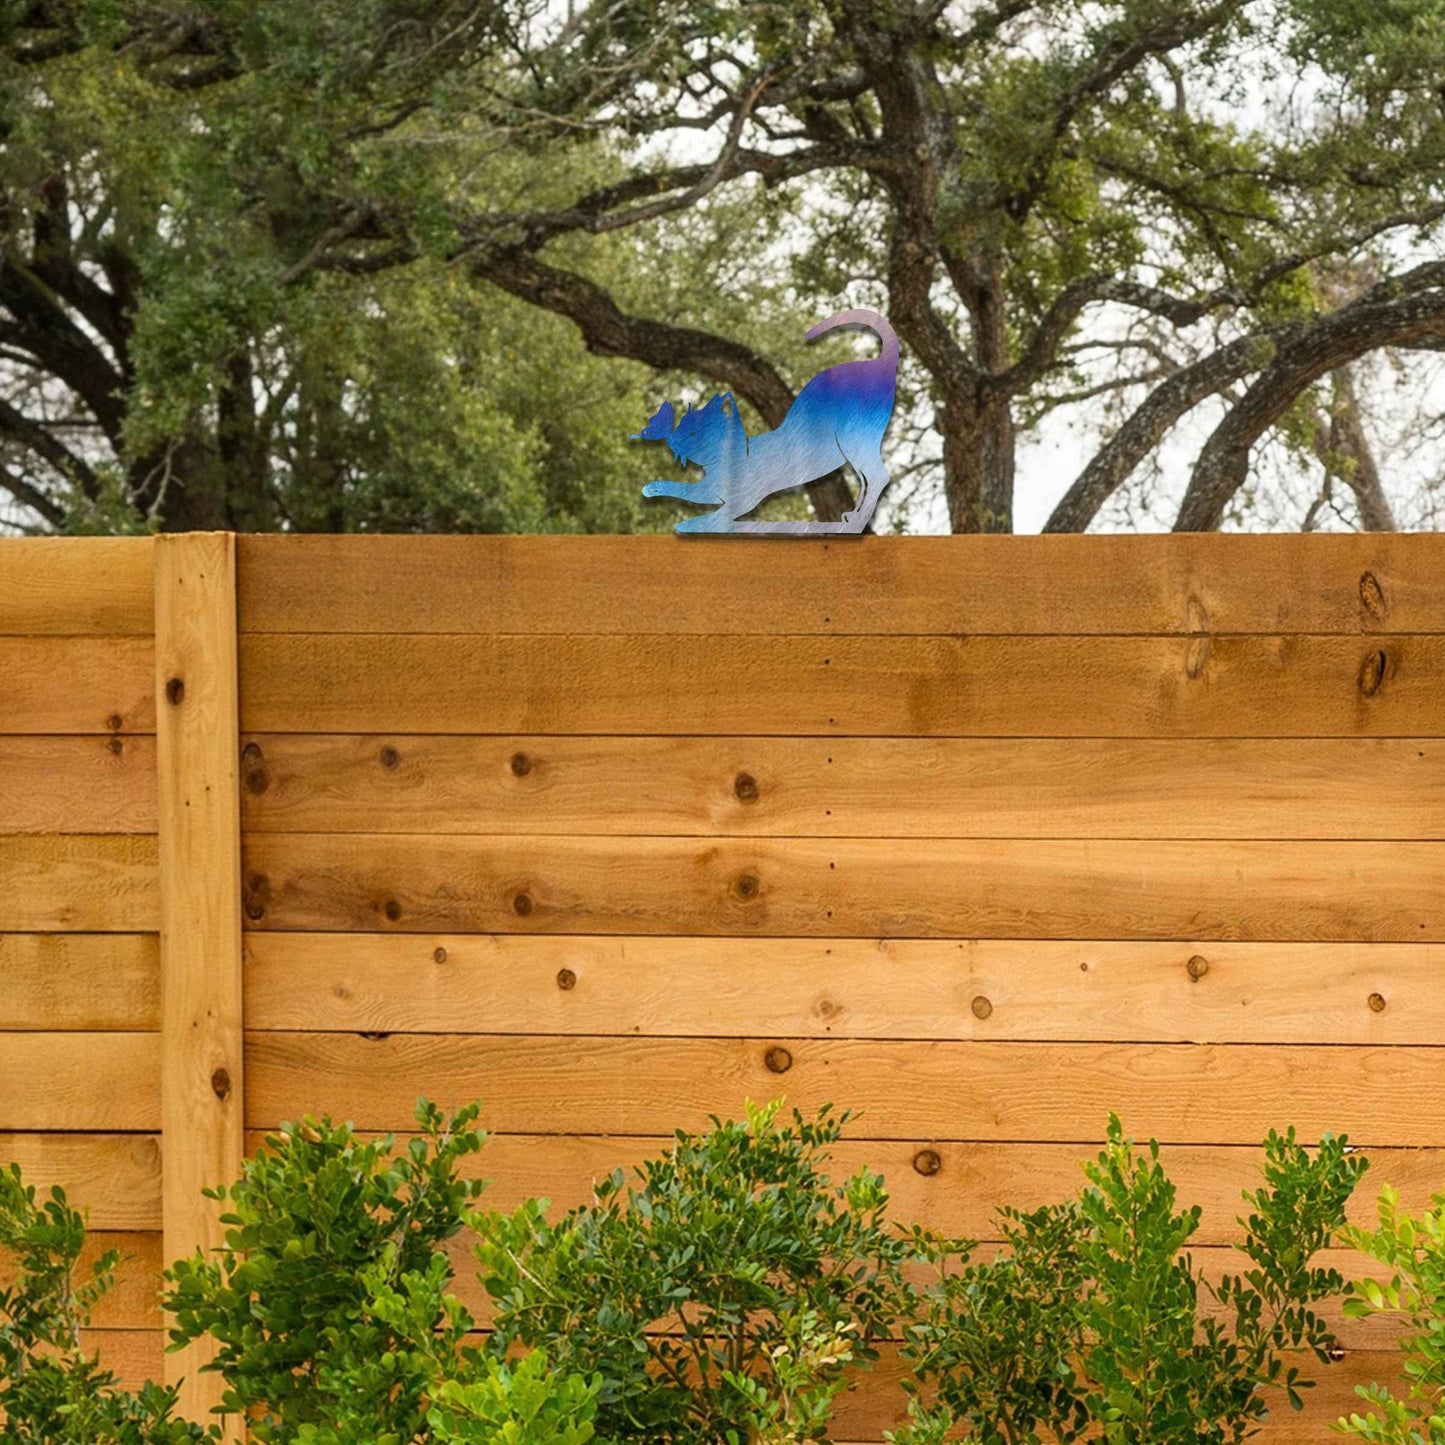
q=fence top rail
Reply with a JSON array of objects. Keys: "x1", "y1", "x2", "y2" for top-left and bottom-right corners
[{"x1": 233, "y1": 532, "x2": 1445, "y2": 636}]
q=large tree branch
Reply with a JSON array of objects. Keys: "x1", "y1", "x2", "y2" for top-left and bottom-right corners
[
  {"x1": 1043, "y1": 332, "x2": 1272, "y2": 532},
  {"x1": 0, "y1": 393, "x2": 99, "y2": 497},
  {"x1": 1177, "y1": 288, "x2": 1445, "y2": 531},
  {"x1": 470, "y1": 247, "x2": 853, "y2": 521}
]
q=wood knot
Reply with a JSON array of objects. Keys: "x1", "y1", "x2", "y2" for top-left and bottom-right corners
[
  {"x1": 1368, "y1": 991, "x2": 1386, "y2": 1014},
  {"x1": 359, "y1": 1030, "x2": 391, "y2": 1041},
  {"x1": 764, "y1": 1045, "x2": 793, "y2": 1074},
  {"x1": 1359, "y1": 648, "x2": 1388, "y2": 698},
  {"x1": 243, "y1": 873, "x2": 269, "y2": 922},
  {"x1": 912, "y1": 1148, "x2": 942, "y2": 1177},
  {"x1": 556, "y1": 967, "x2": 577, "y2": 991},
  {"x1": 513, "y1": 891, "x2": 534, "y2": 917},
  {"x1": 243, "y1": 760, "x2": 270, "y2": 795},
  {"x1": 1187, "y1": 954, "x2": 1209, "y2": 982},
  {"x1": 107, "y1": 736, "x2": 123, "y2": 756},
  {"x1": 432, "y1": 946, "x2": 448, "y2": 964},
  {"x1": 241, "y1": 741, "x2": 263, "y2": 764},
  {"x1": 510, "y1": 751, "x2": 533, "y2": 777},
  {"x1": 970, "y1": 995, "x2": 993, "y2": 1020},
  {"x1": 1359, "y1": 571, "x2": 1387, "y2": 621},
  {"x1": 1185, "y1": 635, "x2": 1210, "y2": 681},
  {"x1": 1185, "y1": 594, "x2": 1211, "y2": 634},
  {"x1": 381, "y1": 897, "x2": 403, "y2": 923},
  {"x1": 164, "y1": 676, "x2": 185, "y2": 707},
  {"x1": 1326, "y1": 1343, "x2": 1346, "y2": 1363},
  {"x1": 378, "y1": 744, "x2": 401, "y2": 771},
  {"x1": 106, "y1": 713, "x2": 124, "y2": 731},
  {"x1": 734, "y1": 771, "x2": 760, "y2": 803},
  {"x1": 732, "y1": 871, "x2": 761, "y2": 901},
  {"x1": 210, "y1": 1067, "x2": 232, "y2": 1101}
]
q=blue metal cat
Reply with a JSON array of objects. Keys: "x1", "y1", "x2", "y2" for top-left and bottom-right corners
[{"x1": 631, "y1": 309, "x2": 898, "y2": 534}]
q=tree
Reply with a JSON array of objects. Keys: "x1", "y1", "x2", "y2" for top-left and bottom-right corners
[{"x1": 3, "y1": 1, "x2": 1445, "y2": 534}]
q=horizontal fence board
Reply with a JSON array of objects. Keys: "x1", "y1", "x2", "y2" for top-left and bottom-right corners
[
  {"x1": 240, "y1": 834, "x2": 1445, "y2": 942},
  {"x1": 0, "y1": 736, "x2": 157, "y2": 834},
  {"x1": 235, "y1": 534, "x2": 1445, "y2": 635},
  {"x1": 239, "y1": 632, "x2": 1445, "y2": 738},
  {"x1": 0, "y1": 836, "x2": 158, "y2": 931},
  {"x1": 84, "y1": 1325, "x2": 1407, "y2": 1443},
  {"x1": 0, "y1": 636, "x2": 156, "y2": 733},
  {"x1": 245, "y1": 1033, "x2": 1445, "y2": 1146},
  {"x1": 239, "y1": 734, "x2": 1445, "y2": 840},
  {"x1": 0, "y1": 1034, "x2": 160, "y2": 1130},
  {"x1": 244, "y1": 934, "x2": 1445, "y2": 1045},
  {"x1": 274, "y1": 1132, "x2": 1437, "y2": 1252},
  {"x1": 0, "y1": 934, "x2": 159, "y2": 1030},
  {"x1": 0, "y1": 1133, "x2": 162, "y2": 1230},
  {"x1": 0, "y1": 1232, "x2": 164, "y2": 1329},
  {"x1": 0, "y1": 537, "x2": 154, "y2": 636}
]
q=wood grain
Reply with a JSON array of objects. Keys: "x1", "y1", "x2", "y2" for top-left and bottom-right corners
[
  {"x1": 239, "y1": 632, "x2": 1445, "y2": 738},
  {"x1": 0, "y1": 736, "x2": 157, "y2": 834},
  {"x1": 0, "y1": 1133, "x2": 162, "y2": 1230},
  {"x1": 0, "y1": 537, "x2": 154, "y2": 636},
  {"x1": 243, "y1": 933, "x2": 1445, "y2": 1044},
  {"x1": 154, "y1": 532, "x2": 244, "y2": 1433},
  {"x1": 0, "y1": 1032, "x2": 159, "y2": 1129},
  {"x1": 239, "y1": 734, "x2": 1445, "y2": 840},
  {"x1": 276, "y1": 1132, "x2": 1435, "y2": 1251},
  {"x1": 0, "y1": 636, "x2": 155, "y2": 733},
  {"x1": 235, "y1": 534, "x2": 1445, "y2": 635},
  {"x1": 245, "y1": 1032, "x2": 1445, "y2": 1146},
  {"x1": 0, "y1": 1233, "x2": 164, "y2": 1329},
  {"x1": 0, "y1": 933, "x2": 158, "y2": 1030},
  {"x1": 240, "y1": 834, "x2": 1445, "y2": 941},
  {"x1": 0, "y1": 835, "x2": 158, "y2": 931}
]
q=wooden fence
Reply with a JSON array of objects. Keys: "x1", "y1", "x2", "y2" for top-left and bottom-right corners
[{"x1": 4, "y1": 530, "x2": 1445, "y2": 1440}]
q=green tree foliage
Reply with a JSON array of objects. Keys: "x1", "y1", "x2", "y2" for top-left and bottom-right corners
[
  {"x1": 477, "y1": 1101, "x2": 933, "y2": 1445},
  {"x1": 1337, "y1": 1185, "x2": 1445, "y2": 1443},
  {"x1": 896, "y1": 1117, "x2": 1367, "y2": 1445},
  {"x1": 0, "y1": 1163, "x2": 210, "y2": 1444},
  {"x1": 6, "y1": 3, "x2": 1445, "y2": 534}
]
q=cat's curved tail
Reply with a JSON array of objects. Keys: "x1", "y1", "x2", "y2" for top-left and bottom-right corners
[{"x1": 805, "y1": 308, "x2": 900, "y2": 370}]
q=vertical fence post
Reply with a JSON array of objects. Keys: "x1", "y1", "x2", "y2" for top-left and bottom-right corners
[{"x1": 155, "y1": 532, "x2": 244, "y2": 1438}]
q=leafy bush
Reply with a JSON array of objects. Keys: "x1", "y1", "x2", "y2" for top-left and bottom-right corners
[
  {"x1": 478, "y1": 1101, "x2": 933, "y2": 1445},
  {"x1": 163, "y1": 1100, "x2": 598, "y2": 1445},
  {"x1": 896, "y1": 1116, "x2": 1366, "y2": 1445},
  {"x1": 0, "y1": 1163, "x2": 208, "y2": 1444},
  {"x1": 1337, "y1": 1185, "x2": 1445, "y2": 1442}
]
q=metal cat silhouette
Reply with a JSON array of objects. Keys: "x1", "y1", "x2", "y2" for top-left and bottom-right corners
[{"x1": 631, "y1": 309, "x2": 898, "y2": 535}]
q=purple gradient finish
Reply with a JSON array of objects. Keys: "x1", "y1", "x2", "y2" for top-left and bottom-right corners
[{"x1": 631, "y1": 309, "x2": 898, "y2": 535}]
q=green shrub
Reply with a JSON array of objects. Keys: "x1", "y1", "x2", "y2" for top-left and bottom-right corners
[
  {"x1": 478, "y1": 1101, "x2": 935, "y2": 1445},
  {"x1": 895, "y1": 1116, "x2": 1366, "y2": 1445},
  {"x1": 1337, "y1": 1185, "x2": 1445, "y2": 1442},
  {"x1": 0, "y1": 1163, "x2": 209, "y2": 1444},
  {"x1": 163, "y1": 1100, "x2": 597, "y2": 1445}
]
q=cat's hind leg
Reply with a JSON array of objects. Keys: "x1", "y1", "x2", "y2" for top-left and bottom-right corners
[{"x1": 839, "y1": 447, "x2": 891, "y2": 529}]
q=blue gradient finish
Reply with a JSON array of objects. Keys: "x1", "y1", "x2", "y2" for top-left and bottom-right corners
[{"x1": 631, "y1": 309, "x2": 898, "y2": 535}]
